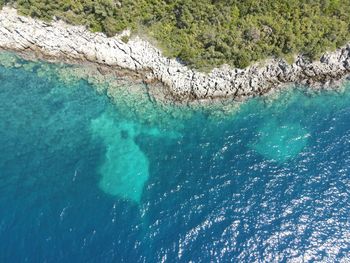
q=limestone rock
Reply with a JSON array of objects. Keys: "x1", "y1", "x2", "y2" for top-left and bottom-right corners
[{"x1": 0, "y1": 7, "x2": 349, "y2": 103}]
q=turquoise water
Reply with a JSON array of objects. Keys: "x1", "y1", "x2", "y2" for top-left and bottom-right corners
[{"x1": 1, "y1": 54, "x2": 350, "y2": 262}]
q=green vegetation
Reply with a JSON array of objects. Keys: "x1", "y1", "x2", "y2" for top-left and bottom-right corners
[{"x1": 3, "y1": 0, "x2": 350, "y2": 70}]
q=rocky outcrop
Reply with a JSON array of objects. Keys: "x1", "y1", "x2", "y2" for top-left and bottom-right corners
[{"x1": 0, "y1": 7, "x2": 349, "y2": 103}]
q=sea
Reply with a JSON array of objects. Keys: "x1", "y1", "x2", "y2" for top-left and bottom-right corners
[{"x1": 1, "y1": 52, "x2": 350, "y2": 262}]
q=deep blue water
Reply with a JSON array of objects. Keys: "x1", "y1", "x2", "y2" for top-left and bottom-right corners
[{"x1": 1, "y1": 54, "x2": 350, "y2": 262}]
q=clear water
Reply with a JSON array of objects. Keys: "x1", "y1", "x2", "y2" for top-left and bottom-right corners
[{"x1": 1, "y1": 54, "x2": 350, "y2": 262}]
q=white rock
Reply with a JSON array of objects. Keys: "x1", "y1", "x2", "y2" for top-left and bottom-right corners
[{"x1": 0, "y1": 7, "x2": 349, "y2": 102}]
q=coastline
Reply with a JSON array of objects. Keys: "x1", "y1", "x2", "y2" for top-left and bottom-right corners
[{"x1": 1, "y1": 7, "x2": 350, "y2": 104}]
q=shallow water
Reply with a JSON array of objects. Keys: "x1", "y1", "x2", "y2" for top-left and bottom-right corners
[{"x1": 1, "y1": 54, "x2": 350, "y2": 262}]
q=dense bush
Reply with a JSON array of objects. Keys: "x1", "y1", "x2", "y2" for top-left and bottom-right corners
[{"x1": 3, "y1": 0, "x2": 350, "y2": 70}]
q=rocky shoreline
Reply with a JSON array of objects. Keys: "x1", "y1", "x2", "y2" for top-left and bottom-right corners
[{"x1": 1, "y1": 7, "x2": 350, "y2": 104}]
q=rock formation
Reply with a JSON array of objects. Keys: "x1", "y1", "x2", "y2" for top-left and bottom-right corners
[{"x1": 0, "y1": 7, "x2": 350, "y2": 103}]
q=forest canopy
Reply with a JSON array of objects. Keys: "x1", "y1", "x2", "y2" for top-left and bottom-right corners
[{"x1": 2, "y1": 0, "x2": 350, "y2": 70}]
